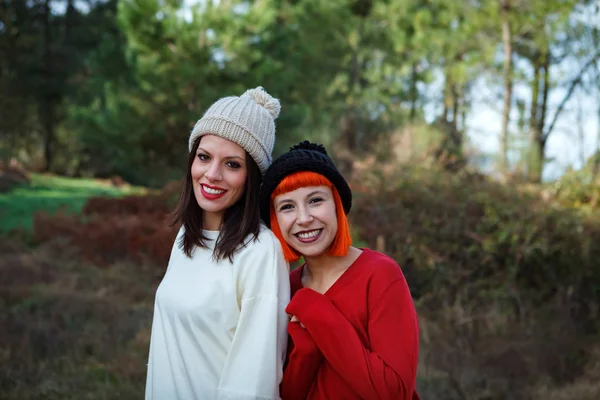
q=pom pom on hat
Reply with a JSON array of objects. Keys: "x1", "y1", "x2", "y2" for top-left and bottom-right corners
[
  {"x1": 243, "y1": 87, "x2": 281, "y2": 119},
  {"x1": 291, "y1": 140, "x2": 328, "y2": 155}
]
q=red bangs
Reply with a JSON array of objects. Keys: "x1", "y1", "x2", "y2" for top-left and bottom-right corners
[{"x1": 271, "y1": 171, "x2": 333, "y2": 200}]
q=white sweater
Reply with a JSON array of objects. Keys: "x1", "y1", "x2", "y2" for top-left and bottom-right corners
[{"x1": 145, "y1": 225, "x2": 290, "y2": 400}]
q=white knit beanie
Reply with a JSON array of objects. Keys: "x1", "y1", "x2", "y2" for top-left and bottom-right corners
[{"x1": 189, "y1": 87, "x2": 281, "y2": 175}]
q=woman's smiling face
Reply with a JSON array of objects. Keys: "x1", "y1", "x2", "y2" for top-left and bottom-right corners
[
  {"x1": 273, "y1": 185, "x2": 338, "y2": 258},
  {"x1": 191, "y1": 134, "x2": 248, "y2": 230}
]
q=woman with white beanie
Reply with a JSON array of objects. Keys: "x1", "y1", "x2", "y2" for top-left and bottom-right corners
[{"x1": 145, "y1": 87, "x2": 290, "y2": 400}]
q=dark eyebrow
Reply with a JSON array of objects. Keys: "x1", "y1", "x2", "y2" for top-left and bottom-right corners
[
  {"x1": 275, "y1": 190, "x2": 328, "y2": 208},
  {"x1": 306, "y1": 190, "x2": 327, "y2": 198},
  {"x1": 197, "y1": 146, "x2": 209, "y2": 154},
  {"x1": 224, "y1": 156, "x2": 245, "y2": 161},
  {"x1": 197, "y1": 147, "x2": 244, "y2": 161},
  {"x1": 275, "y1": 197, "x2": 292, "y2": 208}
]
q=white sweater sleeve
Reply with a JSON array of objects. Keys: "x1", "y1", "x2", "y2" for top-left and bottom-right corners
[{"x1": 217, "y1": 230, "x2": 290, "y2": 400}]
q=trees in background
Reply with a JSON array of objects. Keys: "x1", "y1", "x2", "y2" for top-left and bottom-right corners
[{"x1": 0, "y1": 0, "x2": 598, "y2": 185}]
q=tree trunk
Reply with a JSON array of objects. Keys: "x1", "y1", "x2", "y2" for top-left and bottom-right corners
[
  {"x1": 499, "y1": 0, "x2": 512, "y2": 173},
  {"x1": 530, "y1": 55, "x2": 550, "y2": 182},
  {"x1": 336, "y1": 20, "x2": 365, "y2": 176},
  {"x1": 594, "y1": 10, "x2": 600, "y2": 182},
  {"x1": 442, "y1": 77, "x2": 450, "y2": 122},
  {"x1": 529, "y1": 63, "x2": 540, "y2": 135},
  {"x1": 593, "y1": 101, "x2": 600, "y2": 181},
  {"x1": 538, "y1": 55, "x2": 550, "y2": 139},
  {"x1": 409, "y1": 62, "x2": 418, "y2": 121},
  {"x1": 449, "y1": 83, "x2": 463, "y2": 161},
  {"x1": 451, "y1": 83, "x2": 459, "y2": 129},
  {"x1": 66, "y1": 0, "x2": 75, "y2": 40},
  {"x1": 527, "y1": 60, "x2": 541, "y2": 182},
  {"x1": 42, "y1": 0, "x2": 55, "y2": 171},
  {"x1": 436, "y1": 69, "x2": 464, "y2": 169},
  {"x1": 576, "y1": 98, "x2": 585, "y2": 168}
]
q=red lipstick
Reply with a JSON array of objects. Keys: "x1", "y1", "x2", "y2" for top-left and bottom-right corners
[{"x1": 200, "y1": 184, "x2": 227, "y2": 200}]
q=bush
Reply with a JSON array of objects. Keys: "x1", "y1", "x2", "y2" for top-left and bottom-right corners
[
  {"x1": 33, "y1": 191, "x2": 178, "y2": 266},
  {"x1": 550, "y1": 155, "x2": 600, "y2": 211},
  {"x1": 350, "y1": 165, "x2": 600, "y2": 399}
]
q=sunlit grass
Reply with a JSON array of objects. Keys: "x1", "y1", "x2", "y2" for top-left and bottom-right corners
[{"x1": 0, "y1": 174, "x2": 147, "y2": 233}]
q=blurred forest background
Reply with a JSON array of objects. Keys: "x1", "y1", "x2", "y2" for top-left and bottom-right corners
[{"x1": 1, "y1": 0, "x2": 600, "y2": 399}]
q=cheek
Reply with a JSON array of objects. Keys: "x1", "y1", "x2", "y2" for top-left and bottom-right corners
[
  {"x1": 235, "y1": 175, "x2": 246, "y2": 193},
  {"x1": 323, "y1": 204, "x2": 339, "y2": 228},
  {"x1": 190, "y1": 159, "x2": 203, "y2": 179},
  {"x1": 330, "y1": 217, "x2": 339, "y2": 233},
  {"x1": 231, "y1": 172, "x2": 247, "y2": 191},
  {"x1": 276, "y1": 214, "x2": 293, "y2": 234}
]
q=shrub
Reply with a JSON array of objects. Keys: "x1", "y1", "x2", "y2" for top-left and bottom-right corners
[
  {"x1": 351, "y1": 165, "x2": 600, "y2": 399},
  {"x1": 33, "y1": 192, "x2": 178, "y2": 266}
]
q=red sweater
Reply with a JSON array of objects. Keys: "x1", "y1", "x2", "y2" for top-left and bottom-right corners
[{"x1": 281, "y1": 249, "x2": 420, "y2": 400}]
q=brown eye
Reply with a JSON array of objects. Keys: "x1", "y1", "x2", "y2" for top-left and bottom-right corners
[{"x1": 279, "y1": 204, "x2": 293, "y2": 212}]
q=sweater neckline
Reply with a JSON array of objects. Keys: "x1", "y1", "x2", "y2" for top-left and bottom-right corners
[
  {"x1": 297, "y1": 248, "x2": 369, "y2": 296},
  {"x1": 202, "y1": 229, "x2": 220, "y2": 240}
]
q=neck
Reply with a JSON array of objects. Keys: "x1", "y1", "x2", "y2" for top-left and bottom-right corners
[
  {"x1": 203, "y1": 210, "x2": 223, "y2": 231},
  {"x1": 303, "y1": 246, "x2": 361, "y2": 285}
]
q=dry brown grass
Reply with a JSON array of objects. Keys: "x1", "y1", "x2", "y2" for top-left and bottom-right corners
[
  {"x1": 415, "y1": 299, "x2": 597, "y2": 399},
  {"x1": 530, "y1": 346, "x2": 600, "y2": 400},
  {"x1": 0, "y1": 235, "x2": 162, "y2": 399}
]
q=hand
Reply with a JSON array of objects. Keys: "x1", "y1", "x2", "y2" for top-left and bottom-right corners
[
  {"x1": 287, "y1": 319, "x2": 321, "y2": 357},
  {"x1": 290, "y1": 314, "x2": 305, "y2": 328}
]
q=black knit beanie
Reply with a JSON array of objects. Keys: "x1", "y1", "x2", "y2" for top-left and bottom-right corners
[{"x1": 259, "y1": 140, "x2": 352, "y2": 227}]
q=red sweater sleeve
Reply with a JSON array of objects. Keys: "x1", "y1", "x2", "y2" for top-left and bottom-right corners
[
  {"x1": 281, "y1": 321, "x2": 324, "y2": 400},
  {"x1": 286, "y1": 279, "x2": 419, "y2": 400}
]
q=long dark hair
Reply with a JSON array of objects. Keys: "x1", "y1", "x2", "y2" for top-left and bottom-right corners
[{"x1": 169, "y1": 137, "x2": 262, "y2": 262}]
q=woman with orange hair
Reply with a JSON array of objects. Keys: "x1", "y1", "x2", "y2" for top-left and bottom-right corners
[{"x1": 259, "y1": 141, "x2": 421, "y2": 400}]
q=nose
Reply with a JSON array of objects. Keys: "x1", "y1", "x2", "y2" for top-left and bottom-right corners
[
  {"x1": 204, "y1": 162, "x2": 222, "y2": 181},
  {"x1": 296, "y1": 205, "x2": 313, "y2": 226}
]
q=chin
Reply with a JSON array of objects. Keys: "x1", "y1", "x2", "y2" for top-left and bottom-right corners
[
  {"x1": 298, "y1": 246, "x2": 329, "y2": 259},
  {"x1": 201, "y1": 204, "x2": 228, "y2": 214},
  {"x1": 194, "y1": 197, "x2": 224, "y2": 213}
]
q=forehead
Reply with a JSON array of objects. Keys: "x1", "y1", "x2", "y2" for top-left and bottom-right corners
[
  {"x1": 199, "y1": 134, "x2": 245, "y2": 156},
  {"x1": 274, "y1": 185, "x2": 332, "y2": 202}
]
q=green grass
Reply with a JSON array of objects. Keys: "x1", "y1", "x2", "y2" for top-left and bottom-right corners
[{"x1": 0, "y1": 174, "x2": 146, "y2": 234}]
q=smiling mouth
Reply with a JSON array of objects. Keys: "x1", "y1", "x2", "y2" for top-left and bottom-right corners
[
  {"x1": 202, "y1": 184, "x2": 226, "y2": 195},
  {"x1": 295, "y1": 229, "x2": 322, "y2": 242},
  {"x1": 200, "y1": 184, "x2": 227, "y2": 200}
]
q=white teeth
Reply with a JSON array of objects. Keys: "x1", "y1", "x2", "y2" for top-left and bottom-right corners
[
  {"x1": 203, "y1": 185, "x2": 225, "y2": 195},
  {"x1": 297, "y1": 230, "x2": 320, "y2": 239}
]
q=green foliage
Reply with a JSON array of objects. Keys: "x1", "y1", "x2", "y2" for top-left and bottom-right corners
[
  {"x1": 550, "y1": 152, "x2": 600, "y2": 212},
  {"x1": 2, "y1": 0, "x2": 597, "y2": 184},
  {"x1": 0, "y1": 174, "x2": 145, "y2": 234}
]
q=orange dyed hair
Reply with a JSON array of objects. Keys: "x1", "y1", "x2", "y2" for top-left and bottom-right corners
[{"x1": 269, "y1": 171, "x2": 352, "y2": 262}]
